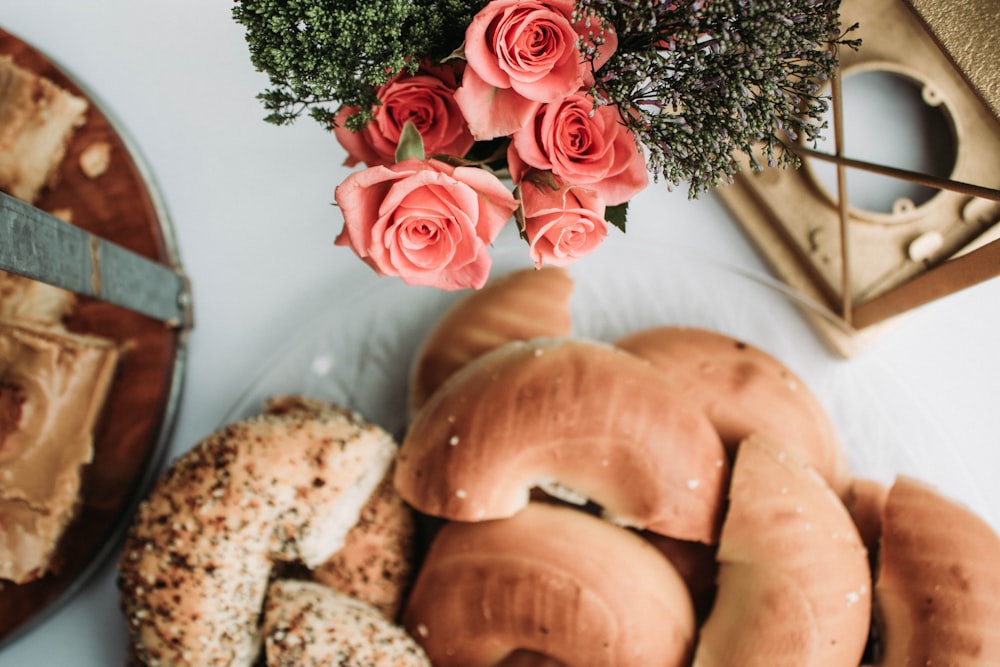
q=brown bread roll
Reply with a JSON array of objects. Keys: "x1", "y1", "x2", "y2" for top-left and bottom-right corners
[
  {"x1": 403, "y1": 502, "x2": 695, "y2": 667},
  {"x1": 408, "y1": 265, "x2": 573, "y2": 419},
  {"x1": 875, "y1": 476, "x2": 1000, "y2": 666},
  {"x1": 694, "y1": 434, "x2": 871, "y2": 667},
  {"x1": 616, "y1": 325, "x2": 850, "y2": 496},
  {"x1": 396, "y1": 337, "x2": 730, "y2": 544}
]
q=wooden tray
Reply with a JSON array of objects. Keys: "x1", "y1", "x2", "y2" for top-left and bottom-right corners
[{"x1": 0, "y1": 27, "x2": 188, "y2": 647}]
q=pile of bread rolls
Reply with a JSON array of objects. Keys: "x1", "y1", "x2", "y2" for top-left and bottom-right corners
[{"x1": 118, "y1": 267, "x2": 1000, "y2": 666}]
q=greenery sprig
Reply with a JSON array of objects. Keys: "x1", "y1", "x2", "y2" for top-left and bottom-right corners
[
  {"x1": 577, "y1": 0, "x2": 860, "y2": 196},
  {"x1": 234, "y1": 0, "x2": 859, "y2": 197},
  {"x1": 232, "y1": 0, "x2": 486, "y2": 130}
]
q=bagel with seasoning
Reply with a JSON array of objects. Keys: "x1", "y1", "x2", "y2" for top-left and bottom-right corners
[
  {"x1": 117, "y1": 396, "x2": 399, "y2": 667},
  {"x1": 262, "y1": 395, "x2": 418, "y2": 621},
  {"x1": 310, "y1": 459, "x2": 416, "y2": 621},
  {"x1": 263, "y1": 579, "x2": 430, "y2": 667}
]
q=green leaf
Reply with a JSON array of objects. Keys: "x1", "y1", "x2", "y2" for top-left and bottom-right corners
[
  {"x1": 441, "y1": 42, "x2": 467, "y2": 62},
  {"x1": 575, "y1": 0, "x2": 859, "y2": 197},
  {"x1": 233, "y1": 0, "x2": 487, "y2": 127},
  {"x1": 396, "y1": 120, "x2": 426, "y2": 162},
  {"x1": 524, "y1": 170, "x2": 559, "y2": 191},
  {"x1": 605, "y1": 201, "x2": 628, "y2": 233},
  {"x1": 512, "y1": 185, "x2": 529, "y2": 241}
]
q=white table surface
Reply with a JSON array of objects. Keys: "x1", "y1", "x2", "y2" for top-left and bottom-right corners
[{"x1": 2, "y1": 2, "x2": 998, "y2": 664}]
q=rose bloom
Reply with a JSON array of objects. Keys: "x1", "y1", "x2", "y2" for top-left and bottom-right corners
[
  {"x1": 520, "y1": 176, "x2": 607, "y2": 268},
  {"x1": 508, "y1": 92, "x2": 649, "y2": 206},
  {"x1": 334, "y1": 64, "x2": 473, "y2": 167},
  {"x1": 455, "y1": 0, "x2": 617, "y2": 140},
  {"x1": 334, "y1": 158, "x2": 518, "y2": 290}
]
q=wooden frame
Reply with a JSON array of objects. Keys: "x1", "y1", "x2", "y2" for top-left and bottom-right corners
[{"x1": 716, "y1": 0, "x2": 1000, "y2": 357}]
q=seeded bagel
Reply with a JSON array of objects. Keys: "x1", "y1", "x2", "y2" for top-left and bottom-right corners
[{"x1": 118, "y1": 396, "x2": 398, "y2": 667}]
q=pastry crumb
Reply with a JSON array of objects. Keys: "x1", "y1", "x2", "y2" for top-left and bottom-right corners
[
  {"x1": 79, "y1": 141, "x2": 111, "y2": 178},
  {"x1": 49, "y1": 207, "x2": 73, "y2": 222}
]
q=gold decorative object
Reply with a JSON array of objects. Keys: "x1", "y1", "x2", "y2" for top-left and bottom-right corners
[{"x1": 716, "y1": 0, "x2": 1000, "y2": 357}]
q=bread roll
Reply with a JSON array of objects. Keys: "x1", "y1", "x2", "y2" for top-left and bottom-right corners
[
  {"x1": 642, "y1": 531, "x2": 719, "y2": 621},
  {"x1": 875, "y1": 476, "x2": 1000, "y2": 665},
  {"x1": 263, "y1": 579, "x2": 431, "y2": 667},
  {"x1": 397, "y1": 337, "x2": 730, "y2": 543},
  {"x1": 616, "y1": 326, "x2": 850, "y2": 495},
  {"x1": 693, "y1": 434, "x2": 871, "y2": 667},
  {"x1": 496, "y1": 651, "x2": 565, "y2": 667},
  {"x1": 408, "y1": 266, "x2": 573, "y2": 418},
  {"x1": 118, "y1": 397, "x2": 398, "y2": 667},
  {"x1": 403, "y1": 502, "x2": 695, "y2": 667},
  {"x1": 843, "y1": 476, "x2": 889, "y2": 574}
]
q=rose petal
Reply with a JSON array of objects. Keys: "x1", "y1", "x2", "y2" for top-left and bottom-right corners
[
  {"x1": 334, "y1": 163, "x2": 419, "y2": 257},
  {"x1": 335, "y1": 159, "x2": 517, "y2": 290},
  {"x1": 454, "y1": 68, "x2": 541, "y2": 140},
  {"x1": 333, "y1": 106, "x2": 382, "y2": 168},
  {"x1": 521, "y1": 179, "x2": 607, "y2": 268},
  {"x1": 451, "y1": 164, "x2": 520, "y2": 242},
  {"x1": 512, "y1": 95, "x2": 648, "y2": 206},
  {"x1": 463, "y1": 0, "x2": 516, "y2": 89}
]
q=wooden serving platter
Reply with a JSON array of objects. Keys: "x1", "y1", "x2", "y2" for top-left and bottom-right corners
[{"x1": 0, "y1": 27, "x2": 188, "y2": 646}]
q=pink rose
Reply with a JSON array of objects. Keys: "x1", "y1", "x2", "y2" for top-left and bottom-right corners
[
  {"x1": 455, "y1": 0, "x2": 617, "y2": 140},
  {"x1": 520, "y1": 175, "x2": 608, "y2": 267},
  {"x1": 334, "y1": 158, "x2": 518, "y2": 290},
  {"x1": 334, "y1": 65, "x2": 473, "y2": 167},
  {"x1": 508, "y1": 92, "x2": 649, "y2": 206}
]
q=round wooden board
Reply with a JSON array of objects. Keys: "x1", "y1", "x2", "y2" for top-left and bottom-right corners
[{"x1": 0, "y1": 27, "x2": 187, "y2": 646}]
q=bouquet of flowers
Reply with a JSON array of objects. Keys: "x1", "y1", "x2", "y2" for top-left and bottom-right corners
[{"x1": 233, "y1": 0, "x2": 858, "y2": 290}]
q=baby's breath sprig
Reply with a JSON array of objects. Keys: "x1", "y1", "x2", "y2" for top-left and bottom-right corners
[
  {"x1": 232, "y1": 0, "x2": 486, "y2": 130},
  {"x1": 577, "y1": 0, "x2": 860, "y2": 197}
]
